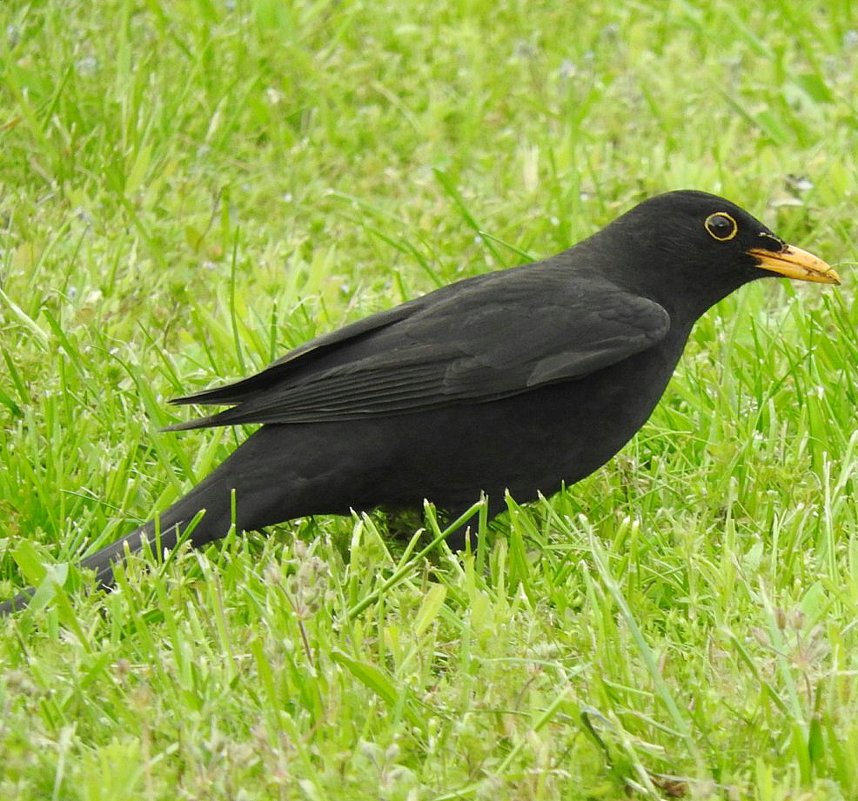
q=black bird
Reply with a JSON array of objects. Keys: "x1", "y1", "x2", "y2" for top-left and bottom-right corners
[{"x1": 0, "y1": 190, "x2": 840, "y2": 614}]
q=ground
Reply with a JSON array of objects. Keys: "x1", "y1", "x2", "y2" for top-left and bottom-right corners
[{"x1": 1, "y1": 1, "x2": 857, "y2": 799}]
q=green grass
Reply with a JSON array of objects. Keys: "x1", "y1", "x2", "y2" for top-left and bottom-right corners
[{"x1": 1, "y1": 1, "x2": 857, "y2": 798}]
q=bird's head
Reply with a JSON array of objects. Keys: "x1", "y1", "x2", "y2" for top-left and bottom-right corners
[{"x1": 597, "y1": 189, "x2": 840, "y2": 316}]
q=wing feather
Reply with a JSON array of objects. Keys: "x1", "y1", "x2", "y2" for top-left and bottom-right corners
[{"x1": 167, "y1": 263, "x2": 671, "y2": 430}]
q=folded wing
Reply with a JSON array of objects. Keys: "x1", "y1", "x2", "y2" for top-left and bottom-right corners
[{"x1": 168, "y1": 264, "x2": 670, "y2": 429}]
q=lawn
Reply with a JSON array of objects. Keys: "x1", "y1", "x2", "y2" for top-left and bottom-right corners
[{"x1": 1, "y1": 1, "x2": 857, "y2": 799}]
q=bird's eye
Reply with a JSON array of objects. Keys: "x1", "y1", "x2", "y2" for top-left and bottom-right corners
[{"x1": 704, "y1": 212, "x2": 738, "y2": 241}]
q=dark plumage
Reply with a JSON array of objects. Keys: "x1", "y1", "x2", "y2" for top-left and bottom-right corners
[{"x1": 0, "y1": 190, "x2": 839, "y2": 614}]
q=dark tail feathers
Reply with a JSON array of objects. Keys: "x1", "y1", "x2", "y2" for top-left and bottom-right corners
[{"x1": 0, "y1": 443, "x2": 266, "y2": 616}]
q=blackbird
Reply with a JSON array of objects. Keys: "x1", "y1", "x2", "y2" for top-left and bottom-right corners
[{"x1": 0, "y1": 190, "x2": 840, "y2": 614}]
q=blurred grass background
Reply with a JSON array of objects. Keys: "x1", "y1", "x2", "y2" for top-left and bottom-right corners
[{"x1": 1, "y1": 1, "x2": 856, "y2": 799}]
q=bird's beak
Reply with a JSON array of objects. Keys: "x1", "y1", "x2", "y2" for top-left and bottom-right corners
[{"x1": 748, "y1": 245, "x2": 841, "y2": 285}]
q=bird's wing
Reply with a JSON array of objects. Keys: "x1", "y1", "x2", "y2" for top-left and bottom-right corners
[
  {"x1": 171, "y1": 301, "x2": 419, "y2": 407},
  {"x1": 169, "y1": 268, "x2": 670, "y2": 429}
]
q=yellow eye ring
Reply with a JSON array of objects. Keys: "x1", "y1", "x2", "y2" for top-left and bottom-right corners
[{"x1": 705, "y1": 212, "x2": 738, "y2": 241}]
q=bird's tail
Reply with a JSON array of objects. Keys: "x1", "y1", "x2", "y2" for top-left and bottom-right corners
[{"x1": 0, "y1": 429, "x2": 285, "y2": 615}]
